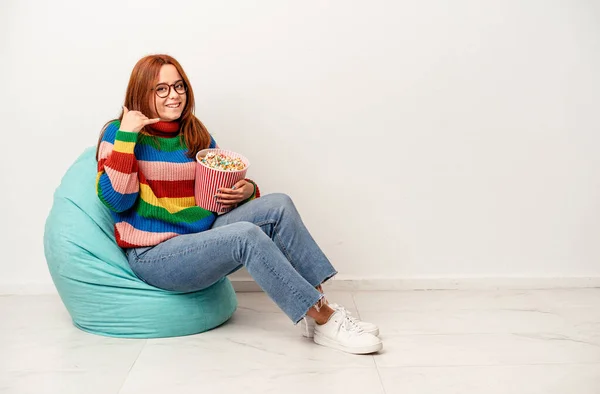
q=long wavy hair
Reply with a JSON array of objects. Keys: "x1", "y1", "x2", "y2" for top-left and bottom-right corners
[{"x1": 96, "y1": 54, "x2": 211, "y2": 160}]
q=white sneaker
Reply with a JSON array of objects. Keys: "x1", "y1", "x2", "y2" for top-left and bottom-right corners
[
  {"x1": 300, "y1": 303, "x2": 379, "y2": 338},
  {"x1": 313, "y1": 310, "x2": 383, "y2": 354}
]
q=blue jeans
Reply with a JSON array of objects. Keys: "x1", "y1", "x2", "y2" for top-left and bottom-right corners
[{"x1": 125, "y1": 193, "x2": 337, "y2": 324}]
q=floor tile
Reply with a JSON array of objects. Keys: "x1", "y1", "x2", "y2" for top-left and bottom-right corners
[
  {"x1": 0, "y1": 369, "x2": 126, "y2": 394},
  {"x1": 120, "y1": 367, "x2": 384, "y2": 394},
  {"x1": 131, "y1": 330, "x2": 375, "y2": 371},
  {"x1": 0, "y1": 325, "x2": 145, "y2": 372},
  {"x1": 377, "y1": 364, "x2": 600, "y2": 394},
  {"x1": 534, "y1": 288, "x2": 600, "y2": 308},
  {"x1": 373, "y1": 333, "x2": 600, "y2": 367},
  {"x1": 358, "y1": 308, "x2": 600, "y2": 341},
  {"x1": 0, "y1": 295, "x2": 71, "y2": 330},
  {"x1": 3, "y1": 289, "x2": 600, "y2": 393}
]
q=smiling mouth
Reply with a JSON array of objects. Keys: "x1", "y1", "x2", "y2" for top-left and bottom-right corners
[{"x1": 166, "y1": 103, "x2": 181, "y2": 109}]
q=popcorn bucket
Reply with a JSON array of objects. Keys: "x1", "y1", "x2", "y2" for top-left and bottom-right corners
[{"x1": 195, "y1": 149, "x2": 250, "y2": 213}]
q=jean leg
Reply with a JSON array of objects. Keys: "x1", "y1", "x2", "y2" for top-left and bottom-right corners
[
  {"x1": 126, "y1": 221, "x2": 322, "y2": 323},
  {"x1": 212, "y1": 193, "x2": 337, "y2": 287}
]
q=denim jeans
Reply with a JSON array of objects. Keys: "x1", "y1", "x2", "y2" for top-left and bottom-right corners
[{"x1": 125, "y1": 193, "x2": 337, "y2": 324}]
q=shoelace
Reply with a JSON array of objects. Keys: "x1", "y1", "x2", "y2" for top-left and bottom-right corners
[
  {"x1": 330, "y1": 303, "x2": 363, "y2": 326},
  {"x1": 338, "y1": 309, "x2": 364, "y2": 334}
]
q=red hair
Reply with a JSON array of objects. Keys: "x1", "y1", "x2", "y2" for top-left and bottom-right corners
[{"x1": 96, "y1": 54, "x2": 211, "y2": 159}]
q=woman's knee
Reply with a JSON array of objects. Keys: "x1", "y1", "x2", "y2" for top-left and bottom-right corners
[
  {"x1": 232, "y1": 221, "x2": 268, "y2": 243},
  {"x1": 230, "y1": 222, "x2": 274, "y2": 262},
  {"x1": 264, "y1": 193, "x2": 295, "y2": 211}
]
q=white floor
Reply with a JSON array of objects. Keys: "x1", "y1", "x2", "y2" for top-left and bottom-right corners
[{"x1": 1, "y1": 288, "x2": 600, "y2": 394}]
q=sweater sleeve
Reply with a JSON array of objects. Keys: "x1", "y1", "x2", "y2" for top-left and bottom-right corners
[
  {"x1": 210, "y1": 135, "x2": 218, "y2": 149},
  {"x1": 96, "y1": 121, "x2": 140, "y2": 213},
  {"x1": 241, "y1": 178, "x2": 261, "y2": 204}
]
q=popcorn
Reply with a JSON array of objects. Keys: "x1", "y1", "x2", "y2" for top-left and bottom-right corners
[
  {"x1": 195, "y1": 149, "x2": 250, "y2": 213},
  {"x1": 200, "y1": 152, "x2": 246, "y2": 171}
]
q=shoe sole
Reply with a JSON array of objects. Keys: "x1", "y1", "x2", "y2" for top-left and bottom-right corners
[
  {"x1": 313, "y1": 333, "x2": 383, "y2": 355},
  {"x1": 303, "y1": 325, "x2": 380, "y2": 338}
]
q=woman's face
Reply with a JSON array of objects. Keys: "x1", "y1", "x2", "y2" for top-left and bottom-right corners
[{"x1": 150, "y1": 64, "x2": 187, "y2": 121}]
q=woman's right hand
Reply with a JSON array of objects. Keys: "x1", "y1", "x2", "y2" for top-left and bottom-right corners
[{"x1": 119, "y1": 106, "x2": 160, "y2": 133}]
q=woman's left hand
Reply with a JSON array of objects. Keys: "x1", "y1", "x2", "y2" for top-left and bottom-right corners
[{"x1": 215, "y1": 179, "x2": 254, "y2": 209}]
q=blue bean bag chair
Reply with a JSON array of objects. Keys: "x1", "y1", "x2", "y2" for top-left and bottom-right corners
[{"x1": 43, "y1": 147, "x2": 237, "y2": 338}]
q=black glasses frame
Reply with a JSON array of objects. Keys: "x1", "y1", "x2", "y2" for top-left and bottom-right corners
[{"x1": 152, "y1": 80, "x2": 187, "y2": 98}]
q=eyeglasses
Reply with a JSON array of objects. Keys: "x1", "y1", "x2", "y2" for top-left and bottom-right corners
[{"x1": 152, "y1": 80, "x2": 187, "y2": 98}]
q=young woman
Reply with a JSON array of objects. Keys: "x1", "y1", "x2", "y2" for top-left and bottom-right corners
[{"x1": 96, "y1": 54, "x2": 382, "y2": 354}]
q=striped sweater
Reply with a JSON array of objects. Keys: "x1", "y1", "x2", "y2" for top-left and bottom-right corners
[{"x1": 96, "y1": 120, "x2": 258, "y2": 248}]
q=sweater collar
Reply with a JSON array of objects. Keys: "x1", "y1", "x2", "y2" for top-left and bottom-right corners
[{"x1": 146, "y1": 120, "x2": 180, "y2": 137}]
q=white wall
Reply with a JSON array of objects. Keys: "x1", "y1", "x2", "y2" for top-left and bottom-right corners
[{"x1": 1, "y1": 0, "x2": 599, "y2": 292}]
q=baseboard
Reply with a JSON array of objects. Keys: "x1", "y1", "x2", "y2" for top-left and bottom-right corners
[
  {"x1": 2, "y1": 277, "x2": 599, "y2": 295},
  {"x1": 230, "y1": 276, "x2": 600, "y2": 292}
]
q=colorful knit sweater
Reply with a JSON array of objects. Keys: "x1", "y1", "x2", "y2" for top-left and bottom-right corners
[{"x1": 96, "y1": 120, "x2": 259, "y2": 248}]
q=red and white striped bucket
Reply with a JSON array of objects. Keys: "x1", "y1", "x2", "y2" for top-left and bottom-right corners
[{"x1": 195, "y1": 149, "x2": 250, "y2": 213}]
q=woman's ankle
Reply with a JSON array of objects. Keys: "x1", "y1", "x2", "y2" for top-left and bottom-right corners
[{"x1": 307, "y1": 303, "x2": 335, "y2": 325}]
